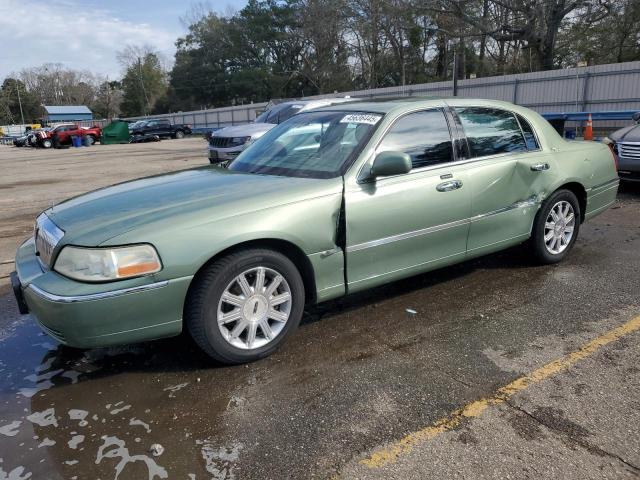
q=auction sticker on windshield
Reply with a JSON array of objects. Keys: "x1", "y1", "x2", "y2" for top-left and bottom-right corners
[{"x1": 340, "y1": 114, "x2": 382, "y2": 125}]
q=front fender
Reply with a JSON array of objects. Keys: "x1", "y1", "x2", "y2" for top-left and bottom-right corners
[{"x1": 104, "y1": 191, "x2": 344, "y2": 282}]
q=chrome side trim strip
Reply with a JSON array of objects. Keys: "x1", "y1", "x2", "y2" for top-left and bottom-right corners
[
  {"x1": 588, "y1": 183, "x2": 619, "y2": 201},
  {"x1": 347, "y1": 217, "x2": 469, "y2": 253},
  {"x1": 588, "y1": 178, "x2": 619, "y2": 192},
  {"x1": 346, "y1": 196, "x2": 541, "y2": 253},
  {"x1": 470, "y1": 196, "x2": 541, "y2": 222},
  {"x1": 28, "y1": 280, "x2": 169, "y2": 304}
]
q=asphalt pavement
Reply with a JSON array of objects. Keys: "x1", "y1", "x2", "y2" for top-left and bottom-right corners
[{"x1": 0, "y1": 161, "x2": 638, "y2": 479}]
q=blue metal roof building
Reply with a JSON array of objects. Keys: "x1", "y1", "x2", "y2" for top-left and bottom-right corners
[{"x1": 43, "y1": 105, "x2": 93, "y2": 122}]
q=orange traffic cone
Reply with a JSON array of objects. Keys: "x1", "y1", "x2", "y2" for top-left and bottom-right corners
[{"x1": 584, "y1": 113, "x2": 593, "y2": 141}]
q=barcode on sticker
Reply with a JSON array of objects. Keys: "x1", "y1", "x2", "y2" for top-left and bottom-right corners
[{"x1": 340, "y1": 114, "x2": 381, "y2": 125}]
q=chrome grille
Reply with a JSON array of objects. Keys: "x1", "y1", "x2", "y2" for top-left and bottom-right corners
[
  {"x1": 34, "y1": 214, "x2": 64, "y2": 267},
  {"x1": 618, "y1": 142, "x2": 640, "y2": 160},
  {"x1": 209, "y1": 136, "x2": 233, "y2": 148},
  {"x1": 209, "y1": 136, "x2": 247, "y2": 148}
]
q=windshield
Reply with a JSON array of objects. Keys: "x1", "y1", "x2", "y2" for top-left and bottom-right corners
[{"x1": 228, "y1": 110, "x2": 382, "y2": 179}]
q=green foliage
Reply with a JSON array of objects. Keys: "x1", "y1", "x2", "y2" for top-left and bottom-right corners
[
  {"x1": 3, "y1": 0, "x2": 640, "y2": 120},
  {"x1": 0, "y1": 78, "x2": 40, "y2": 124},
  {"x1": 120, "y1": 53, "x2": 168, "y2": 117}
]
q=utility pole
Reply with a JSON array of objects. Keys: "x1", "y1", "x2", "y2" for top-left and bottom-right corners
[
  {"x1": 16, "y1": 82, "x2": 26, "y2": 125},
  {"x1": 452, "y1": 43, "x2": 458, "y2": 96}
]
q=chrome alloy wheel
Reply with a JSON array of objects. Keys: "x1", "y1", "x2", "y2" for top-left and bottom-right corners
[
  {"x1": 217, "y1": 267, "x2": 292, "y2": 350},
  {"x1": 544, "y1": 200, "x2": 575, "y2": 255}
]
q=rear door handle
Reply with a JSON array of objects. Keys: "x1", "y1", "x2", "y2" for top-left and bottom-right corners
[
  {"x1": 436, "y1": 179, "x2": 463, "y2": 192},
  {"x1": 530, "y1": 163, "x2": 550, "y2": 171}
]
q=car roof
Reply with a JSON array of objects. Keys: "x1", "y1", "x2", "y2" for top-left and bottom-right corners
[{"x1": 312, "y1": 96, "x2": 529, "y2": 114}]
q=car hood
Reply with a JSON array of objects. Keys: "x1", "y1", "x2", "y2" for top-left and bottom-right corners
[
  {"x1": 45, "y1": 167, "x2": 337, "y2": 246},
  {"x1": 609, "y1": 123, "x2": 640, "y2": 142},
  {"x1": 213, "y1": 123, "x2": 276, "y2": 138}
]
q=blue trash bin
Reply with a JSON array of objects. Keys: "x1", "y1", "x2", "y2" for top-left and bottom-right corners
[
  {"x1": 564, "y1": 129, "x2": 576, "y2": 140},
  {"x1": 71, "y1": 135, "x2": 81, "y2": 147}
]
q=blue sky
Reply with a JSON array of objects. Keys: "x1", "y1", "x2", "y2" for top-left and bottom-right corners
[{"x1": 0, "y1": 0, "x2": 248, "y2": 80}]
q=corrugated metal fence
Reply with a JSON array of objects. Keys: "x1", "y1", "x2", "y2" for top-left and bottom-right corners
[{"x1": 122, "y1": 60, "x2": 640, "y2": 130}]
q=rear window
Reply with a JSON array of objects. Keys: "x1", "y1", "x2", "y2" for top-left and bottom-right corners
[{"x1": 455, "y1": 107, "x2": 527, "y2": 157}]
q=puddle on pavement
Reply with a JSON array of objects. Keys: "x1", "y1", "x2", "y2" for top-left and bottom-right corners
[{"x1": 0, "y1": 320, "x2": 245, "y2": 480}]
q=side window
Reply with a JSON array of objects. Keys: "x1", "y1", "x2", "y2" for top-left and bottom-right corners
[
  {"x1": 455, "y1": 107, "x2": 527, "y2": 157},
  {"x1": 377, "y1": 109, "x2": 453, "y2": 168},
  {"x1": 160, "y1": 119, "x2": 170, "y2": 126},
  {"x1": 516, "y1": 114, "x2": 540, "y2": 150}
]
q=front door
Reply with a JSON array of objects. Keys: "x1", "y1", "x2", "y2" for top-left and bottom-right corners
[{"x1": 345, "y1": 108, "x2": 472, "y2": 292}]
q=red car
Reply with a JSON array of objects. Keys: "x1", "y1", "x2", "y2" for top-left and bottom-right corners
[{"x1": 37, "y1": 124, "x2": 102, "y2": 148}]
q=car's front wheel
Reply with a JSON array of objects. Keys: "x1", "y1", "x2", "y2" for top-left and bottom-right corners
[
  {"x1": 531, "y1": 189, "x2": 581, "y2": 264},
  {"x1": 42, "y1": 139, "x2": 52, "y2": 148},
  {"x1": 185, "y1": 249, "x2": 305, "y2": 364},
  {"x1": 174, "y1": 130, "x2": 185, "y2": 139}
]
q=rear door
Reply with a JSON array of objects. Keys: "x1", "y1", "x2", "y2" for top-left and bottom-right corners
[
  {"x1": 344, "y1": 108, "x2": 471, "y2": 292},
  {"x1": 454, "y1": 107, "x2": 550, "y2": 256}
]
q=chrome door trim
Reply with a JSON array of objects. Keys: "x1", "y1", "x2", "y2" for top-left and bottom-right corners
[
  {"x1": 587, "y1": 178, "x2": 619, "y2": 192},
  {"x1": 346, "y1": 195, "x2": 541, "y2": 253},
  {"x1": 588, "y1": 183, "x2": 619, "y2": 199},
  {"x1": 28, "y1": 280, "x2": 170, "y2": 303},
  {"x1": 471, "y1": 195, "x2": 541, "y2": 221},
  {"x1": 347, "y1": 217, "x2": 470, "y2": 253}
]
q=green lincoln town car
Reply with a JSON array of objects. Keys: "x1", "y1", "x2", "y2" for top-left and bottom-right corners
[{"x1": 11, "y1": 98, "x2": 619, "y2": 364}]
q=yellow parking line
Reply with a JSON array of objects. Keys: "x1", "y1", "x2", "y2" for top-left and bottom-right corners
[{"x1": 360, "y1": 314, "x2": 640, "y2": 469}]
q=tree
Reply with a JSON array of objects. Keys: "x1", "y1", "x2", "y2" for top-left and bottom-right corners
[
  {"x1": 92, "y1": 80, "x2": 123, "y2": 120},
  {"x1": 0, "y1": 78, "x2": 41, "y2": 124},
  {"x1": 118, "y1": 46, "x2": 168, "y2": 116}
]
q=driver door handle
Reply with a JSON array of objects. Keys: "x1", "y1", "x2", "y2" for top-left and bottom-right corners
[
  {"x1": 436, "y1": 179, "x2": 463, "y2": 192},
  {"x1": 530, "y1": 163, "x2": 550, "y2": 171}
]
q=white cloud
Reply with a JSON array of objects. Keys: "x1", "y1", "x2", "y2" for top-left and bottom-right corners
[{"x1": 0, "y1": 0, "x2": 179, "y2": 80}]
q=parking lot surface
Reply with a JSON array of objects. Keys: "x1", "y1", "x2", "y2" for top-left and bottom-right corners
[{"x1": 0, "y1": 143, "x2": 638, "y2": 479}]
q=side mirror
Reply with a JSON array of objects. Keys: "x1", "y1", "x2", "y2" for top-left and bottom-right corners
[
  {"x1": 633, "y1": 112, "x2": 640, "y2": 123},
  {"x1": 370, "y1": 151, "x2": 412, "y2": 178}
]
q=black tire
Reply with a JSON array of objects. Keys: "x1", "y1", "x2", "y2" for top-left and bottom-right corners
[
  {"x1": 185, "y1": 249, "x2": 305, "y2": 364},
  {"x1": 174, "y1": 130, "x2": 185, "y2": 139},
  {"x1": 42, "y1": 138, "x2": 52, "y2": 149},
  {"x1": 531, "y1": 189, "x2": 581, "y2": 264},
  {"x1": 86, "y1": 135, "x2": 95, "y2": 145}
]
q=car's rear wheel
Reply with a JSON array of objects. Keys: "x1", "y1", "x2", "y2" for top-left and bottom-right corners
[
  {"x1": 185, "y1": 249, "x2": 305, "y2": 364},
  {"x1": 531, "y1": 189, "x2": 580, "y2": 264},
  {"x1": 86, "y1": 135, "x2": 95, "y2": 145},
  {"x1": 174, "y1": 130, "x2": 185, "y2": 139}
]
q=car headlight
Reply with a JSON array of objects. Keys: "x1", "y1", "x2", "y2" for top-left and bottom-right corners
[{"x1": 54, "y1": 245, "x2": 162, "y2": 282}]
